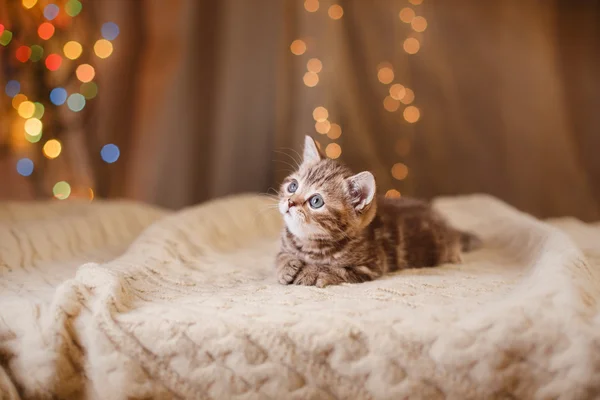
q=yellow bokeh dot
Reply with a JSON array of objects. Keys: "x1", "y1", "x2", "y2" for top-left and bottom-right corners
[
  {"x1": 403, "y1": 106, "x2": 420, "y2": 123},
  {"x1": 307, "y1": 58, "x2": 322, "y2": 73},
  {"x1": 290, "y1": 39, "x2": 306, "y2": 55},
  {"x1": 377, "y1": 67, "x2": 394, "y2": 84},
  {"x1": 325, "y1": 143, "x2": 342, "y2": 159},
  {"x1": 327, "y1": 123, "x2": 342, "y2": 139},
  {"x1": 391, "y1": 163, "x2": 409, "y2": 180},
  {"x1": 315, "y1": 120, "x2": 331, "y2": 134},
  {"x1": 303, "y1": 72, "x2": 319, "y2": 87},
  {"x1": 400, "y1": 88, "x2": 415, "y2": 104},
  {"x1": 411, "y1": 16, "x2": 428, "y2": 32},
  {"x1": 43, "y1": 139, "x2": 62, "y2": 159},
  {"x1": 403, "y1": 37, "x2": 420, "y2": 54},
  {"x1": 22, "y1": 0, "x2": 37, "y2": 9},
  {"x1": 24, "y1": 118, "x2": 42, "y2": 136},
  {"x1": 399, "y1": 7, "x2": 415, "y2": 23},
  {"x1": 12, "y1": 94, "x2": 28, "y2": 110},
  {"x1": 304, "y1": 0, "x2": 319, "y2": 12},
  {"x1": 385, "y1": 189, "x2": 402, "y2": 198},
  {"x1": 312, "y1": 106, "x2": 328, "y2": 122},
  {"x1": 63, "y1": 41, "x2": 83, "y2": 60},
  {"x1": 328, "y1": 4, "x2": 343, "y2": 19},
  {"x1": 53, "y1": 181, "x2": 71, "y2": 200},
  {"x1": 390, "y1": 84, "x2": 406, "y2": 100},
  {"x1": 383, "y1": 96, "x2": 400, "y2": 112},
  {"x1": 18, "y1": 101, "x2": 35, "y2": 119},
  {"x1": 94, "y1": 39, "x2": 113, "y2": 59}
]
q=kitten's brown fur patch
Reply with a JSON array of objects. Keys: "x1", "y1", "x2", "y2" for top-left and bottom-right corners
[{"x1": 275, "y1": 136, "x2": 480, "y2": 287}]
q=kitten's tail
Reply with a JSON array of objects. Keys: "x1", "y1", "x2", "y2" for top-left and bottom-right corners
[{"x1": 460, "y1": 231, "x2": 483, "y2": 252}]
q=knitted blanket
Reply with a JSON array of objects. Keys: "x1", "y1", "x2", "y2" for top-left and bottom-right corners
[{"x1": 0, "y1": 194, "x2": 599, "y2": 399}]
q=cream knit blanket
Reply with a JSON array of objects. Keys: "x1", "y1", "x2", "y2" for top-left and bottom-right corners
[{"x1": 0, "y1": 194, "x2": 599, "y2": 399}]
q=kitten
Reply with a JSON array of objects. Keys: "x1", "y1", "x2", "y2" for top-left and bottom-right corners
[{"x1": 275, "y1": 135, "x2": 480, "y2": 287}]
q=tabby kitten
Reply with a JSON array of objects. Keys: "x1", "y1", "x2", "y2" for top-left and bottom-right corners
[{"x1": 275, "y1": 135, "x2": 480, "y2": 287}]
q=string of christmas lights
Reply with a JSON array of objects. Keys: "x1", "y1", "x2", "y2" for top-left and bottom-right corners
[{"x1": 0, "y1": 0, "x2": 120, "y2": 201}]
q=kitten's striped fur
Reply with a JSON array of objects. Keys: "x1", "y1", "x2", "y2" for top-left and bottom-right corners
[{"x1": 276, "y1": 136, "x2": 480, "y2": 287}]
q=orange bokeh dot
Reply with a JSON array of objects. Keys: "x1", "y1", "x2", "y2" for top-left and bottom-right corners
[
  {"x1": 403, "y1": 37, "x2": 420, "y2": 54},
  {"x1": 377, "y1": 67, "x2": 394, "y2": 84},
  {"x1": 390, "y1": 84, "x2": 406, "y2": 100},
  {"x1": 325, "y1": 143, "x2": 342, "y2": 159},
  {"x1": 312, "y1": 106, "x2": 328, "y2": 122},
  {"x1": 385, "y1": 189, "x2": 402, "y2": 198},
  {"x1": 383, "y1": 96, "x2": 400, "y2": 112},
  {"x1": 303, "y1": 72, "x2": 319, "y2": 87},
  {"x1": 327, "y1": 123, "x2": 342, "y2": 139},
  {"x1": 290, "y1": 39, "x2": 307, "y2": 55},
  {"x1": 400, "y1": 88, "x2": 415, "y2": 105},
  {"x1": 307, "y1": 58, "x2": 322, "y2": 73},
  {"x1": 411, "y1": 16, "x2": 428, "y2": 32},
  {"x1": 76, "y1": 64, "x2": 95, "y2": 83},
  {"x1": 399, "y1": 8, "x2": 415, "y2": 23},
  {"x1": 403, "y1": 106, "x2": 421, "y2": 123},
  {"x1": 315, "y1": 120, "x2": 331, "y2": 134},
  {"x1": 391, "y1": 163, "x2": 409, "y2": 180},
  {"x1": 328, "y1": 5, "x2": 343, "y2": 19},
  {"x1": 304, "y1": 0, "x2": 319, "y2": 12},
  {"x1": 38, "y1": 22, "x2": 55, "y2": 40},
  {"x1": 45, "y1": 53, "x2": 62, "y2": 71},
  {"x1": 16, "y1": 46, "x2": 32, "y2": 63}
]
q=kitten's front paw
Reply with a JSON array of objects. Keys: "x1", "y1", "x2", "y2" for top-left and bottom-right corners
[
  {"x1": 294, "y1": 265, "x2": 344, "y2": 288},
  {"x1": 277, "y1": 259, "x2": 304, "y2": 284}
]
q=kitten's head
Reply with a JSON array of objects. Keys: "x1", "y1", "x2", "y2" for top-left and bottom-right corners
[{"x1": 278, "y1": 136, "x2": 377, "y2": 240}]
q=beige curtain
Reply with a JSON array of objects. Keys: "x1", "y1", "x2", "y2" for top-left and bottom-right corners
[{"x1": 87, "y1": 0, "x2": 600, "y2": 220}]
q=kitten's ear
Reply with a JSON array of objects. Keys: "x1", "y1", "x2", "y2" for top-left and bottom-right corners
[
  {"x1": 345, "y1": 171, "x2": 376, "y2": 212},
  {"x1": 303, "y1": 135, "x2": 323, "y2": 164}
]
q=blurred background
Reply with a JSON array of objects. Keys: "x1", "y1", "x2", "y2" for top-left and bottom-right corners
[{"x1": 1, "y1": 0, "x2": 599, "y2": 221}]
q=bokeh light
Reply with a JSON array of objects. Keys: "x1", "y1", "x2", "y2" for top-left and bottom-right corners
[
  {"x1": 307, "y1": 58, "x2": 323, "y2": 73},
  {"x1": 33, "y1": 102, "x2": 45, "y2": 119},
  {"x1": 411, "y1": 16, "x2": 428, "y2": 32},
  {"x1": 403, "y1": 106, "x2": 420, "y2": 123},
  {"x1": 65, "y1": 0, "x2": 82, "y2": 17},
  {"x1": 5, "y1": 80, "x2": 20, "y2": 97},
  {"x1": 403, "y1": 38, "x2": 420, "y2": 54},
  {"x1": 377, "y1": 67, "x2": 394, "y2": 84},
  {"x1": 44, "y1": 4, "x2": 60, "y2": 20},
  {"x1": 38, "y1": 22, "x2": 55, "y2": 40},
  {"x1": 315, "y1": 120, "x2": 331, "y2": 134},
  {"x1": 304, "y1": 0, "x2": 319, "y2": 12},
  {"x1": 16, "y1": 46, "x2": 32, "y2": 63},
  {"x1": 409, "y1": 0, "x2": 423, "y2": 5},
  {"x1": 18, "y1": 101, "x2": 35, "y2": 119},
  {"x1": 63, "y1": 41, "x2": 83, "y2": 59},
  {"x1": 43, "y1": 139, "x2": 62, "y2": 159},
  {"x1": 45, "y1": 53, "x2": 62, "y2": 70},
  {"x1": 101, "y1": 144, "x2": 120, "y2": 163},
  {"x1": 385, "y1": 189, "x2": 401, "y2": 198},
  {"x1": 312, "y1": 106, "x2": 328, "y2": 122},
  {"x1": 12, "y1": 94, "x2": 28, "y2": 110},
  {"x1": 390, "y1": 84, "x2": 406, "y2": 100},
  {"x1": 400, "y1": 88, "x2": 415, "y2": 104},
  {"x1": 391, "y1": 163, "x2": 409, "y2": 180},
  {"x1": 30, "y1": 45, "x2": 44, "y2": 61},
  {"x1": 0, "y1": 30, "x2": 13, "y2": 46},
  {"x1": 328, "y1": 5, "x2": 343, "y2": 20},
  {"x1": 399, "y1": 8, "x2": 415, "y2": 23},
  {"x1": 50, "y1": 87, "x2": 67, "y2": 105},
  {"x1": 93, "y1": 39, "x2": 113, "y2": 58},
  {"x1": 0, "y1": 24, "x2": 4, "y2": 36},
  {"x1": 67, "y1": 93, "x2": 86, "y2": 112},
  {"x1": 16, "y1": 158, "x2": 34, "y2": 177},
  {"x1": 24, "y1": 118, "x2": 42, "y2": 136},
  {"x1": 325, "y1": 143, "x2": 342, "y2": 159},
  {"x1": 53, "y1": 181, "x2": 71, "y2": 200},
  {"x1": 327, "y1": 123, "x2": 342, "y2": 140},
  {"x1": 22, "y1": 0, "x2": 38, "y2": 9},
  {"x1": 26, "y1": 132, "x2": 42, "y2": 143},
  {"x1": 290, "y1": 39, "x2": 306, "y2": 55},
  {"x1": 80, "y1": 82, "x2": 98, "y2": 99},
  {"x1": 383, "y1": 96, "x2": 400, "y2": 112},
  {"x1": 76, "y1": 64, "x2": 95, "y2": 82},
  {"x1": 303, "y1": 72, "x2": 319, "y2": 87},
  {"x1": 101, "y1": 22, "x2": 120, "y2": 40}
]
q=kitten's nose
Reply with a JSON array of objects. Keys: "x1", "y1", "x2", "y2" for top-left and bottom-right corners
[{"x1": 287, "y1": 198, "x2": 296, "y2": 208}]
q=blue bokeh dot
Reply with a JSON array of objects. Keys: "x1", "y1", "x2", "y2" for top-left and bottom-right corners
[
  {"x1": 16, "y1": 158, "x2": 34, "y2": 177},
  {"x1": 101, "y1": 144, "x2": 120, "y2": 163},
  {"x1": 43, "y1": 4, "x2": 60, "y2": 20},
  {"x1": 5, "y1": 80, "x2": 20, "y2": 98},
  {"x1": 50, "y1": 87, "x2": 67, "y2": 105},
  {"x1": 101, "y1": 22, "x2": 120, "y2": 40}
]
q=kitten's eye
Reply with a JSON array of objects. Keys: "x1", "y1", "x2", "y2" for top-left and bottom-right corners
[
  {"x1": 287, "y1": 180, "x2": 298, "y2": 193},
  {"x1": 309, "y1": 194, "x2": 324, "y2": 209}
]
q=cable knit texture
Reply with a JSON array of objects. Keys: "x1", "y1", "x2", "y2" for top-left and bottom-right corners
[{"x1": 0, "y1": 194, "x2": 599, "y2": 399}]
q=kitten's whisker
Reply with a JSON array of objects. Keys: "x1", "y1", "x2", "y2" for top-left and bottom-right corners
[
  {"x1": 272, "y1": 159, "x2": 298, "y2": 172},
  {"x1": 276, "y1": 147, "x2": 303, "y2": 167},
  {"x1": 273, "y1": 149, "x2": 301, "y2": 169}
]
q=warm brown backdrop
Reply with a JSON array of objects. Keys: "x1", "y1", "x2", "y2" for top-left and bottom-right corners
[{"x1": 3, "y1": 0, "x2": 600, "y2": 221}]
